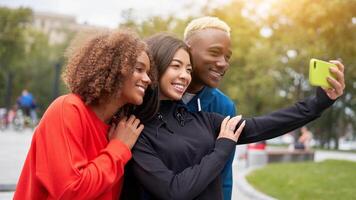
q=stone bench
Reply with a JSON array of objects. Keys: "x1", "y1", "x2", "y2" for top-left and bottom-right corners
[
  {"x1": 247, "y1": 149, "x2": 315, "y2": 168},
  {"x1": 267, "y1": 149, "x2": 314, "y2": 163}
]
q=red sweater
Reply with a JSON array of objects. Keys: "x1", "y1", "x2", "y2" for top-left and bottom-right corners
[{"x1": 14, "y1": 94, "x2": 132, "y2": 200}]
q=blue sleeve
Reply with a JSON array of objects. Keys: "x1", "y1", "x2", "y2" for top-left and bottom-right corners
[
  {"x1": 227, "y1": 101, "x2": 236, "y2": 116},
  {"x1": 213, "y1": 98, "x2": 236, "y2": 117}
]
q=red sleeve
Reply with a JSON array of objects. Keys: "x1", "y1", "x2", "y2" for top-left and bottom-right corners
[{"x1": 34, "y1": 97, "x2": 131, "y2": 199}]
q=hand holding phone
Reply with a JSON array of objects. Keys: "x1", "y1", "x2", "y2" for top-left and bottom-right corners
[{"x1": 309, "y1": 58, "x2": 336, "y2": 88}]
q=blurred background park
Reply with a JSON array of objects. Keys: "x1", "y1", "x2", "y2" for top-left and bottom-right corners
[{"x1": 0, "y1": 0, "x2": 355, "y2": 199}]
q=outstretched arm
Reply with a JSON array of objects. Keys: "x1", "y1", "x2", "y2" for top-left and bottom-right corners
[
  {"x1": 237, "y1": 61, "x2": 345, "y2": 144},
  {"x1": 237, "y1": 88, "x2": 332, "y2": 144}
]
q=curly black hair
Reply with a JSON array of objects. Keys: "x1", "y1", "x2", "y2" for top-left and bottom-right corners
[{"x1": 62, "y1": 29, "x2": 156, "y2": 105}]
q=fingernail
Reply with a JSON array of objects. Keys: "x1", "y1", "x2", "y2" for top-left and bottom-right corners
[{"x1": 329, "y1": 67, "x2": 335, "y2": 72}]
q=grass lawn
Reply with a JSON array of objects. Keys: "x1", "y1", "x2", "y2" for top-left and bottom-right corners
[{"x1": 246, "y1": 159, "x2": 356, "y2": 200}]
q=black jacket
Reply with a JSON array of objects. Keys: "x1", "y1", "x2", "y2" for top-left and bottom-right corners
[{"x1": 121, "y1": 88, "x2": 334, "y2": 200}]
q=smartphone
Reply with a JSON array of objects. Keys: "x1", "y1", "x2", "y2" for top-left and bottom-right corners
[{"x1": 309, "y1": 58, "x2": 336, "y2": 88}]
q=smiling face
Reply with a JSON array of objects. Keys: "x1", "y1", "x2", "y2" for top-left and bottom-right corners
[
  {"x1": 120, "y1": 51, "x2": 152, "y2": 105},
  {"x1": 186, "y1": 28, "x2": 232, "y2": 93},
  {"x1": 159, "y1": 48, "x2": 192, "y2": 100}
]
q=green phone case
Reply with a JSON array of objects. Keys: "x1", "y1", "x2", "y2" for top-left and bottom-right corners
[{"x1": 309, "y1": 58, "x2": 335, "y2": 88}]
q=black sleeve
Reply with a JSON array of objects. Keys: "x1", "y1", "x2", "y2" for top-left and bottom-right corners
[
  {"x1": 131, "y1": 136, "x2": 235, "y2": 200},
  {"x1": 237, "y1": 88, "x2": 335, "y2": 144},
  {"x1": 206, "y1": 112, "x2": 225, "y2": 138}
]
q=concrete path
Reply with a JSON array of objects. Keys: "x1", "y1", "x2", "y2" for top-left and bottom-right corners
[
  {"x1": 0, "y1": 128, "x2": 33, "y2": 199},
  {"x1": 314, "y1": 150, "x2": 356, "y2": 162}
]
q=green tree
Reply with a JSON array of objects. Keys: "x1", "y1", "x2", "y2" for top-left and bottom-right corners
[
  {"x1": 0, "y1": 7, "x2": 32, "y2": 108},
  {"x1": 119, "y1": 9, "x2": 190, "y2": 39},
  {"x1": 264, "y1": 0, "x2": 356, "y2": 148},
  {"x1": 0, "y1": 6, "x2": 73, "y2": 115}
]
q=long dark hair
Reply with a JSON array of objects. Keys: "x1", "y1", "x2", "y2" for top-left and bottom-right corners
[{"x1": 134, "y1": 33, "x2": 191, "y2": 122}]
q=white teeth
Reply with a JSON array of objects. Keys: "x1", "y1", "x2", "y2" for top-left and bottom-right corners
[
  {"x1": 136, "y1": 85, "x2": 146, "y2": 92},
  {"x1": 172, "y1": 83, "x2": 185, "y2": 87},
  {"x1": 172, "y1": 83, "x2": 185, "y2": 91},
  {"x1": 175, "y1": 85, "x2": 184, "y2": 90},
  {"x1": 211, "y1": 71, "x2": 222, "y2": 77}
]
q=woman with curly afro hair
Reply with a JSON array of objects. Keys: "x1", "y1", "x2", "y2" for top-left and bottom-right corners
[{"x1": 14, "y1": 29, "x2": 158, "y2": 200}]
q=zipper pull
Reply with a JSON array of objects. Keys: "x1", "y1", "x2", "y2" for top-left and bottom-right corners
[{"x1": 197, "y1": 98, "x2": 201, "y2": 112}]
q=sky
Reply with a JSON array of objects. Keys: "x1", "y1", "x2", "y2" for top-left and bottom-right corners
[{"x1": 0, "y1": 0, "x2": 231, "y2": 28}]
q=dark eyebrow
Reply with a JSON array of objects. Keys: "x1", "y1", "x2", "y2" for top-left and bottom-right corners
[
  {"x1": 208, "y1": 44, "x2": 223, "y2": 49},
  {"x1": 137, "y1": 61, "x2": 150, "y2": 71},
  {"x1": 171, "y1": 59, "x2": 184, "y2": 65},
  {"x1": 208, "y1": 47, "x2": 221, "y2": 51},
  {"x1": 209, "y1": 45, "x2": 232, "y2": 56},
  {"x1": 137, "y1": 61, "x2": 146, "y2": 67}
]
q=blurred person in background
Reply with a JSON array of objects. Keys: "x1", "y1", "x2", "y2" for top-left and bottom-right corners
[
  {"x1": 17, "y1": 89, "x2": 35, "y2": 117},
  {"x1": 17, "y1": 89, "x2": 36, "y2": 126},
  {"x1": 294, "y1": 126, "x2": 313, "y2": 150}
]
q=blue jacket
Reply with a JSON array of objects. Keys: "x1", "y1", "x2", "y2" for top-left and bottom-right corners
[{"x1": 185, "y1": 87, "x2": 236, "y2": 200}]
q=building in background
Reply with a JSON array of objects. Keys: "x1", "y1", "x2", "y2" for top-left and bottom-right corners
[{"x1": 32, "y1": 11, "x2": 107, "y2": 45}]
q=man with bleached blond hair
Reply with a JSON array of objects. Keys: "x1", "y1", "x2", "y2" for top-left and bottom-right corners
[{"x1": 182, "y1": 16, "x2": 236, "y2": 200}]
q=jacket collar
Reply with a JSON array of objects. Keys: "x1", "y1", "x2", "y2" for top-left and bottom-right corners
[
  {"x1": 150, "y1": 100, "x2": 193, "y2": 135},
  {"x1": 187, "y1": 87, "x2": 216, "y2": 112}
]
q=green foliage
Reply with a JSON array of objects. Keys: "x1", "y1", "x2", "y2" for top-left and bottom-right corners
[
  {"x1": 0, "y1": 7, "x2": 33, "y2": 108},
  {"x1": 260, "y1": 0, "x2": 356, "y2": 148},
  {"x1": 20, "y1": 28, "x2": 69, "y2": 114},
  {"x1": 0, "y1": 7, "x2": 72, "y2": 114},
  {"x1": 0, "y1": 6, "x2": 32, "y2": 70},
  {"x1": 246, "y1": 160, "x2": 356, "y2": 200},
  {"x1": 119, "y1": 9, "x2": 190, "y2": 39}
]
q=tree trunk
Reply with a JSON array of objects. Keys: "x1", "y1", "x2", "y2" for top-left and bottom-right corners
[
  {"x1": 5, "y1": 72, "x2": 14, "y2": 110},
  {"x1": 52, "y1": 63, "x2": 61, "y2": 100}
]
